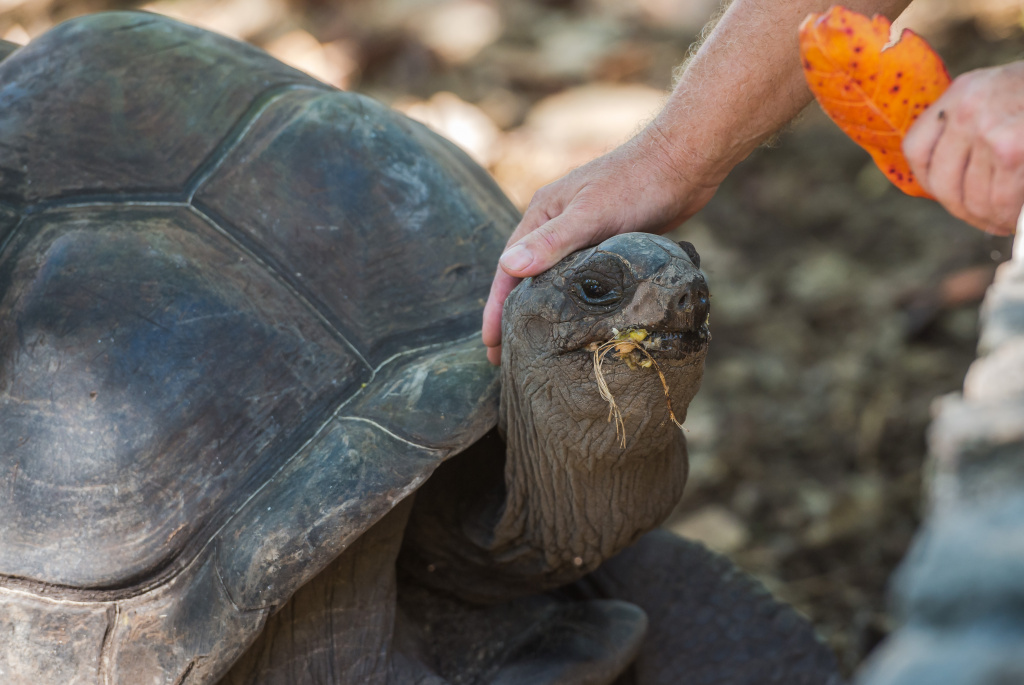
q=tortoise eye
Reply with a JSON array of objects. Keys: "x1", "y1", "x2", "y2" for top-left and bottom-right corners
[
  {"x1": 582, "y1": 279, "x2": 607, "y2": 299},
  {"x1": 573, "y1": 275, "x2": 622, "y2": 307}
]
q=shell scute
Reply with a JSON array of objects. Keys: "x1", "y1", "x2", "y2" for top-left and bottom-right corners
[
  {"x1": 0, "y1": 12, "x2": 318, "y2": 205},
  {"x1": 195, "y1": 90, "x2": 516, "y2": 366},
  {"x1": 0, "y1": 206, "x2": 361, "y2": 589}
]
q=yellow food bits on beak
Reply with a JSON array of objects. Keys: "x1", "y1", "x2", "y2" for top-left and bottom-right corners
[
  {"x1": 588, "y1": 327, "x2": 682, "y2": 448},
  {"x1": 613, "y1": 341, "x2": 636, "y2": 355},
  {"x1": 626, "y1": 329, "x2": 648, "y2": 342},
  {"x1": 611, "y1": 327, "x2": 649, "y2": 342}
]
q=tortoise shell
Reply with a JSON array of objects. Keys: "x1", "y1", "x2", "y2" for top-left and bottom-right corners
[{"x1": 0, "y1": 12, "x2": 514, "y2": 682}]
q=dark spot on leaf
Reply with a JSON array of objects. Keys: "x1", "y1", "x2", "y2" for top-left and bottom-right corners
[
  {"x1": 890, "y1": 85, "x2": 900, "y2": 93},
  {"x1": 854, "y1": 46, "x2": 863, "y2": 53}
]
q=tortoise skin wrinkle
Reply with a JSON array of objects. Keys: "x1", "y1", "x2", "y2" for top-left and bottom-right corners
[{"x1": 0, "y1": 12, "x2": 840, "y2": 685}]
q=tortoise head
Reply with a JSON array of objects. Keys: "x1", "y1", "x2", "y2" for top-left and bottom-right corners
[
  {"x1": 501, "y1": 232, "x2": 709, "y2": 445},
  {"x1": 491, "y1": 233, "x2": 710, "y2": 587}
]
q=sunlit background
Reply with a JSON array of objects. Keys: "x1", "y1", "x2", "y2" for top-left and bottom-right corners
[{"x1": 2, "y1": 0, "x2": 1022, "y2": 674}]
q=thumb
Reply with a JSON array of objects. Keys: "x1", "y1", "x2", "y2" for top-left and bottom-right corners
[{"x1": 499, "y1": 210, "x2": 609, "y2": 278}]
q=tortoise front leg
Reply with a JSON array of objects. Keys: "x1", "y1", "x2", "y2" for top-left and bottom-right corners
[
  {"x1": 396, "y1": 578, "x2": 647, "y2": 685},
  {"x1": 219, "y1": 500, "x2": 428, "y2": 685},
  {"x1": 582, "y1": 530, "x2": 842, "y2": 685}
]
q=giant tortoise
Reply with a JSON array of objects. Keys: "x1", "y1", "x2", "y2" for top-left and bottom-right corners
[{"x1": 0, "y1": 13, "x2": 838, "y2": 684}]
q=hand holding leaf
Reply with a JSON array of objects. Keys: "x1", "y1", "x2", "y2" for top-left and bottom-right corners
[{"x1": 799, "y1": 6, "x2": 950, "y2": 198}]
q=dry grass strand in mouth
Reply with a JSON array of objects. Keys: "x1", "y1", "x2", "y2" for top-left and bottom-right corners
[{"x1": 586, "y1": 328, "x2": 683, "y2": 448}]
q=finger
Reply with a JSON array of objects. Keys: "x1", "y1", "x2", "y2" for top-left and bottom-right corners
[
  {"x1": 925, "y1": 118, "x2": 973, "y2": 223},
  {"x1": 502, "y1": 175, "x2": 584, "y2": 250},
  {"x1": 985, "y1": 124, "x2": 1024, "y2": 235},
  {"x1": 482, "y1": 266, "x2": 519, "y2": 347},
  {"x1": 486, "y1": 344, "x2": 501, "y2": 366},
  {"x1": 492, "y1": 196, "x2": 566, "y2": 279},
  {"x1": 987, "y1": 157, "x2": 1024, "y2": 236},
  {"x1": 508, "y1": 202, "x2": 556, "y2": 247},
  {"x1": 482, "y1": 178, "x2": 582, "y2": 364},
  {"x1": 903, "y1": 105, "x2": 948, "y2": 193},
  {"x1": 500, "y1": 204, "x2": 617, "y2": 279},
  {"x1": 961, "y1": 139, "x2": 994, "y2": 229}
]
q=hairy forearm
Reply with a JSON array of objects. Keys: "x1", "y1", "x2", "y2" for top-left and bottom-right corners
[{"x1": 652, "y1": 0, "x2": 913, "y2": 184}]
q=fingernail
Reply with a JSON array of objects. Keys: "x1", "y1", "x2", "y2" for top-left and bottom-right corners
[{"x1": 500, "y1": 244, "x2": 533, "y2": 272}]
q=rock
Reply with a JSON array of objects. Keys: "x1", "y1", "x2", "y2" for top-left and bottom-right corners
[
  {"x1": 802, "y1": 476, "x2": 885, "y2": 547},
  {"x1": 491, "y1": 83, "x2": 666, "y2": 205},
  {"x1": 522, "y1": 83, "x2": 665, "y2": 149},
  {"x1": 531, "y1": 16, "x2": 624, "y2": 81},
  {"x1": 2, "y1": 24, "x2": 29, "y2": 44},
  {"x1": 408, "y1": 0, "x2": 502, "y2": 64},
  {"x1": 263, "y1": 30, "x2": 360, "y2": 89},
  {"x1": 395, "y1": 91, "x2": 502, "y2": 166},
  {"x1": 633, "y1": 0, "x2": 722, "y2": 32},
  {"x1": 142, "y1": 0, "x2": 289, "y2": 40},
  {"x1": 670, "y1": 505, "x2": 750, "y2": 555}
]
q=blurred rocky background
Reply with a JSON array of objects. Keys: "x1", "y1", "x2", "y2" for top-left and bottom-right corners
[{"x1": 2, "y1": 0, "x2": 1021, "y2": 675}]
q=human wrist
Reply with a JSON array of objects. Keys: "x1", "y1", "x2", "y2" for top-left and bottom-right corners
[{"x1": 635, "y1": 110, "x2": 737, "y2": 193}]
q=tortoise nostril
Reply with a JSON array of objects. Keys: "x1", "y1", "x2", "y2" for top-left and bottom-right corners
[
  {"x1": 679, "y1": 288, "x2": 708, "y2": 311},
  {"x1": 674, "y1": 283, "x2": 710, "y2": 330}
]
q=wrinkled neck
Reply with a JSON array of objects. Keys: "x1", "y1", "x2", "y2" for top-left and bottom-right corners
[
  {"x1": 397, "y1": 351, "x2": 691, "y2": 604},
  {"x1": 489, "y1": 355, "x2": 689, "y2": 587}
]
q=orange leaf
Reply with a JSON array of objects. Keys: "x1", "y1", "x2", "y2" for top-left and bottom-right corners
[{"x1": 799, "y1": 6, "x2": 950, "y2": 198}]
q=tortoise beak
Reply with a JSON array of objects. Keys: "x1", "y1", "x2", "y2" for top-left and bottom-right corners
[
  {"x1": 670, "y1": 280, "x2": 710, "y2": 333},
  {"x1": 629, "y1": 275, "x2": 710, "y2": 335}
]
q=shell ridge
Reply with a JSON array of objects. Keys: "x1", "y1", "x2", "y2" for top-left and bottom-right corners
[
  {"x1": 338, "y1": 416, "x2": 436, "y2": 451},
  {"x1": 184, "y1": 84, "x2": 330, "y2": 202},
  {"x1": 1, "y1": 86, "x2": 330, "y2": 218},
  {"x1": 0, "y1": 211, "x2": 24, "y2": 259},
  {"x1": 17, "y1": 193, "x2": 184, "y2": 216},
  {"x1": 184, "y1": 202, "x2": 373, "y2": 373}
]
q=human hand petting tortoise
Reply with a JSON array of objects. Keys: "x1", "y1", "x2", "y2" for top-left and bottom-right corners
[
  {"x1": 482, "y1": 0, "x2": 1024, "y2": 363},
  {"x1": 0, "y1": 13, "x2": 839, "y2": 685}
]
